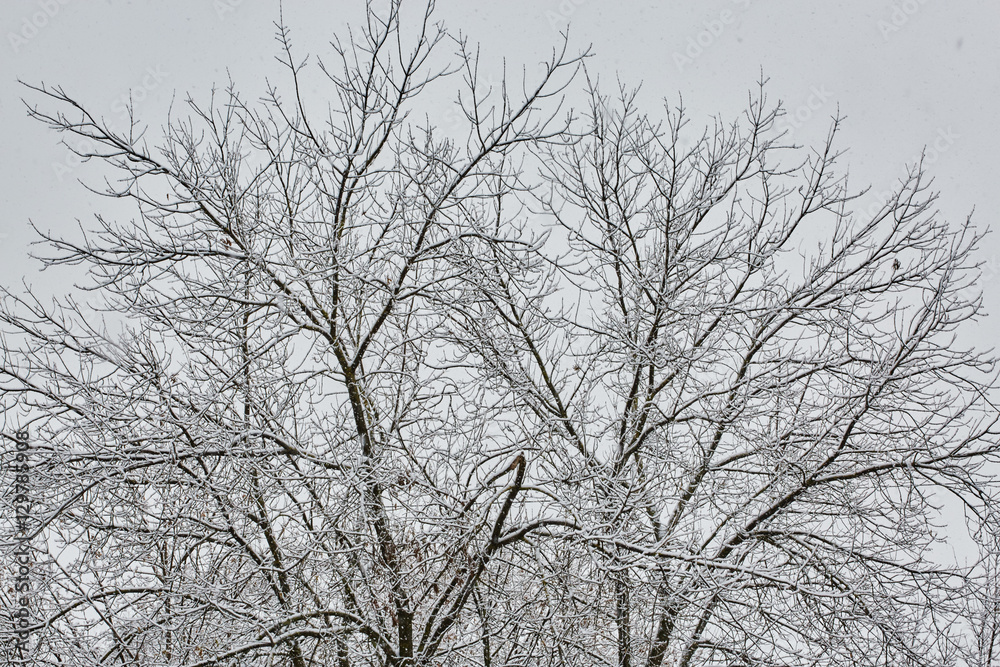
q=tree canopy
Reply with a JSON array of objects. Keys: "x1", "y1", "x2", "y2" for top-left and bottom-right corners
[{"x1": 3, "y1": 2, "x2": 999, "y2": 666}]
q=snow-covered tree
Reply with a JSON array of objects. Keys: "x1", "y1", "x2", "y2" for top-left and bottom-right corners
[{"x1": 3, "y1": 2, "x2": 998, "y2": 665}]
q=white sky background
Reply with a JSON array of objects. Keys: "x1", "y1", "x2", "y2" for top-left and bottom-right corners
[{"x1": 1, "y1": 0, "x2": 998, "y2": 551}]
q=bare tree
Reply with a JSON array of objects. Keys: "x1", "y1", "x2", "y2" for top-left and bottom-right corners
[
  {"x1": 960, "y1": 520, "x2": 1000, "y2": 667},
  {"x1": 2, "y1": 2, "x2": 998, "y2": 666}
]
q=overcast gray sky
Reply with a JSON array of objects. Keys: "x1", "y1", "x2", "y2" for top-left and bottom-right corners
[{"x1": 2, "y1": 0, "x2": 998, "y2": 331}]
